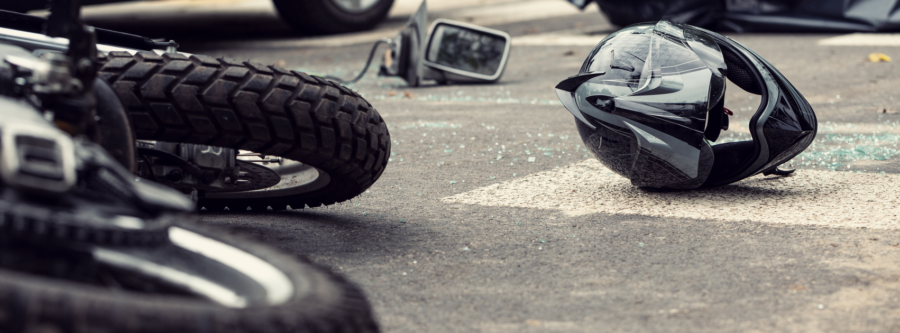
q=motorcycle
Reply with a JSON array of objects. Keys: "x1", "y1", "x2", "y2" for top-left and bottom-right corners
[{"x1": 0, "y1": 1, "x2": 384, "y2": 331}]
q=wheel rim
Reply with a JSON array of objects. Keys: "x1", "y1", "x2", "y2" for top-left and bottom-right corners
[
  {"x1": 330, "y1": 0, "x2": 382, "y2": 13},
  {"x1": 203, "y1": 152, "x2": 331, "y2": 200}
]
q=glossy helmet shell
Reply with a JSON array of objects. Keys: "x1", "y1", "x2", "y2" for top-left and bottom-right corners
[{"x1": 556, "y1": 21, "x2": 816, "y2": 189}]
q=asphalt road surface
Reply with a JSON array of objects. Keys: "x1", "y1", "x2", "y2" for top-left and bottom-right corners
[{"x1": 73, "y1": 0, "x2": 900, "y2": 331}]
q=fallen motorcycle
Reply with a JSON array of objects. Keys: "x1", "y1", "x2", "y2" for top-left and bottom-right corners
[{"x1": 0, "y1": 1, "x2": 381, "y2": 331}]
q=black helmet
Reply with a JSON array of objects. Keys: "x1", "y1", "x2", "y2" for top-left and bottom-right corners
[{"x1": 556, "y1": 21, "x2": 816, "y2": 189}]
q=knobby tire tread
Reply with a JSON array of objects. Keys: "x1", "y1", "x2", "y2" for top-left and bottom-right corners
[{"x1": 97, "y1": 51, "x2": 391, "y2": 211}]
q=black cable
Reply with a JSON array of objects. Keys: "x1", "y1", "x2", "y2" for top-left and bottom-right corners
[{"x1": 325, "y1": 39, "x2": 389, "y2": 84}]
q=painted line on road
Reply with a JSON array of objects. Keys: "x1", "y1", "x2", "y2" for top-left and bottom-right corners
[
  {"x1": 818, "y1": 33, "x2": 900, "y2": 46},
  {"x1": 725, "y1": 122, "x2": 900, "y2": 135},
  {"x1": 442, "y1": 159, "x2": 900, "y2": 229},
  {"x1": 512, "y1": 34, "x2": 605, "y2": 46}
]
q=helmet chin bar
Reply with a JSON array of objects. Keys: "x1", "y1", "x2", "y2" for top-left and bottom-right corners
[{"x1": 697, "y1": 27, "x2": 817, "y2": 186}]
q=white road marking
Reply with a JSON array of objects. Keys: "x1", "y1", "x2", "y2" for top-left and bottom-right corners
[
  {"x1": 513, "y1": 33, "x2": 605, "y2": 46},
  {"x1": 725, "y1": 122, "x2": 900, "y2": 135},
  {"x1": 443, "y1": 159, "x2": 900, "y2": 229},
  {"x1": 818, "y1": 33, "x2": 900, "y2": 46}
]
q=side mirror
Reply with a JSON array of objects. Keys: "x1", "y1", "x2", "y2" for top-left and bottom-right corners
[
  {"x1": 379, "y1": 1, "x2": 510, "y2": 87},
  {"x1": 422, "y1": 19, "x2": 511, "y2": 84}
]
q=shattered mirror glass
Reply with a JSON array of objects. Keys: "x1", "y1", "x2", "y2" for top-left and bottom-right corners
[{"x1": 426, "y1": 24, "x2": 507, "y2": 76}]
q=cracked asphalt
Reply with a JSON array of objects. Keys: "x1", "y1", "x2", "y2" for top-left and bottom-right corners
[{"x1": 73, "y1": 0, "x2": 900, "y2": 331}]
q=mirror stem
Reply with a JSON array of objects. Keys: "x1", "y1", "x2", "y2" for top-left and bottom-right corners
[{"x1": 326, "y1": 38, "x2": 392, "y2": 84}]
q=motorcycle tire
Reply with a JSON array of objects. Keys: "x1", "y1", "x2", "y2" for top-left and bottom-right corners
[
  {"x1": 0, "y1": 220, "x2": 379, "y2": 333},
  {"x1": 271, "y1": 0, "x2": 395, "y2": 35},
  {"x1": 97, "y1": 51, "x2": 391, "y2": 211}
]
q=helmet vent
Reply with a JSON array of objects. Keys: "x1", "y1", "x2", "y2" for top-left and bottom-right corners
[
  {"x1": 586, "y1": 95, "x2": 616, "y2": 112},
  {"x1": 721, "y1": 47, "x2": 762, "y2": 95}
]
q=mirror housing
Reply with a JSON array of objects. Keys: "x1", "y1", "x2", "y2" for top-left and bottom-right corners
[
  {"x1": 380, "y1": 1, "x2": 511, "y2": 86},
  {"x1": 422, "y1": 19, "x2": 511, "y2": 84}
]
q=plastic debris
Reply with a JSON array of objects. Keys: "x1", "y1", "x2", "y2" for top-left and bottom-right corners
[
  {"x1": 539, "y1": 239, "x2": 547, "y2": 243},
  {"x1": 528, "y1": 157, "x2": 536, "y2": 162},
  {"x1": 638, "y1": 242, "x2": 644, "y2": 247},
  {"x1": 869, "y1": 53, "x2": 892, "y2": 62}
]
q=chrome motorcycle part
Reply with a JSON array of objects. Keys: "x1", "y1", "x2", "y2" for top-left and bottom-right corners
[
  {"x1": 0, "y1": 98, "x2": 77, "y2": 194},
  {"x1": 205, "y1": 157, "x2": 330, "y2": 200},
  {"x1": 0, "y1": 95, "x2": 184, "y2": 245},
  {"x1": 4, "y1": 52, "x2": 82, "y2": 94},
  {"x1": 136, "y1": 142, "x2": 281, "y2": 193}
]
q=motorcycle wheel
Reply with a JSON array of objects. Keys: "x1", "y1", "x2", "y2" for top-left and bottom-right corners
[
  {"x1": 98, "y1": 51, "x2": 391, "y2": 211},
  {"x1": 0, "y1": 217, "x2": 378, "y2": 332}
]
